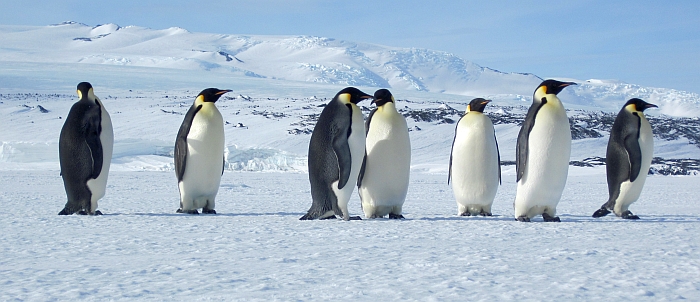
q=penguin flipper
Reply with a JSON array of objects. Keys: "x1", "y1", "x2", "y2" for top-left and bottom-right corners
[
  {"x1": 333, "y1": 135, "x2": 352, "y2": 190},
  {"x1": 357, "y1": 152, "x2": 367, "y2": 188},
  {"x1": 624, "y1": 133, "x2": 643, "y2": 183},
  {"x1": 82, "y1": 106, "x2": 103, "y2": 179},
  {"x1": 358, "y1": 109, "x2": 376, "y2": 188},
  {"x1": 516, "y1": 98, "x2": 546, "y2": 182},
  {"x1": 333, "y1": 107, "x2": 353, "y2": 190},
  {"x1": 448, "y1": 116, "x2": 463, "y2": 185},
  {"x1": 495, "y1": 128, "x2": 502, "y2": 185},
  {"x1": 174, "y1": 104, "x2": 202, "y2": 182}
]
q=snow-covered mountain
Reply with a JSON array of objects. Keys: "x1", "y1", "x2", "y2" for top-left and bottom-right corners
[
  {"x1": 1, "y1": 22, "x2": 699, "y2": 117},
  {"x1": 0, "y1": 22, "x2": 698, "y2": 174}
]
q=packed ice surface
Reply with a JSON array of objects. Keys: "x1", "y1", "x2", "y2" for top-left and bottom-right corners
[{"x1": 0, "y1": 170, "x2": 698, "y2": 300}]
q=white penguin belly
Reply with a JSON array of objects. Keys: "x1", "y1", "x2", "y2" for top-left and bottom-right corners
[
  {"x1": 451, "y1": 114, "x2": 499, "y2": 214},
  {"x1": 359, "y1": 105, "x2": 411, "y2": 217},
  {"x1": 180, "y1": 104, "x2": 225, "y2": 209},
  {"x1": 332, "y1": 104, "x2": 365, "y2": 219},
  {"x1": 515, "y1": 105, "x2": 571, "y2": 218},
  {"x1": 614, "y1": 117, "x2": 653, "y2": 215},
  {"x1": 86, "y1": 100, "x2": 113, "y2": 212}
]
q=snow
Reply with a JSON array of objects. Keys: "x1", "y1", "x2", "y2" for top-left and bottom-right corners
[
  {"x1": 1, "y1": 171, "x2": 698, "y2": 300},
  {"x1": 0, "y1": 22, "x2": 699, "y2": 300}
]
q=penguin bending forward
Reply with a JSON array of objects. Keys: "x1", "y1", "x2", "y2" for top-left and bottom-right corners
[
  {"x1": 301, "y1": 87, "x2": 373, "y2": 221},
  {"x1": 514, "y1": 80, "x2": 576, "y2": 222},
  {"x1": 175, "y1": 88, "x2": 231, "y2": 214},
  {"x1": 357, "y1": 89, "x2": 411, "y2": 219},
  {"x1": 593, "y1": 98, "x2": 657, "y2": 219},
  {"x1": 449, "y1": 98, "x2": 501, "y2": 216},
  {"x1": 58, "y1": 82, "x2": 113, "y2": 215}
]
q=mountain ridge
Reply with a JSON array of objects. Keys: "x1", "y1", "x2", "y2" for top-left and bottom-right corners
[{"x1": 1, "y1": 22, "x2": 699, "y2": 117}]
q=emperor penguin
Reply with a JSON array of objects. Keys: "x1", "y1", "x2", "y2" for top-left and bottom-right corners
[
  {"x1": 357, "y1": 89, "x2": 411, "y2": 219},
  {"x1": 58, "y1": 82, "x2": 113, "y2": 215},
  {"x1": 301, "y1": 87, "x2": 373, "y2": 221},
  {"x1": 593, "y1": 98, "x2": 657, "y2": 219},
  {"x1": 175, "y1": 88, "x2": 231, "y2": 214},
  {"x1": 449, "y1": 98, "x2": 501, "y2": 216},
  {"x1": 514, "y1": 79, "x2": 576, "y2": 222}
]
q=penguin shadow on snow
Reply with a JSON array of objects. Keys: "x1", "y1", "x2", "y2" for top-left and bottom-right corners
[
  {"x1": 576, "y1": 214, "x2": 700, "y2": 223},
  {"x1": 108, "y1": 212, "x2": 303, "y2": 217},
  {"x1": 415, "y1": 215, "x2": 513, "y2": 222}
]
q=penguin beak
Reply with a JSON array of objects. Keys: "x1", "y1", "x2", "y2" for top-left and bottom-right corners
[
  {"x1": 481, "y1": 99, "x2": 492, "y2": 105},
  {"x1": 371, "y1": 98, "x2": 380, "y2": 104},
  {"x1": 645, "y1": 103, "x2": 659, "y2": 109},
  {"x1": 216, "y1": 89, "x2": 232, "y2": 95},
  {"x1": 560, "y1": 82, "x2": 577, "y2": 88}
]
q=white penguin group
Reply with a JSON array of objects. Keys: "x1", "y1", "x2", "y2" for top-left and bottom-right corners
[{"x1": 57, "y1": 80, "x2": 657, "y2": 221}]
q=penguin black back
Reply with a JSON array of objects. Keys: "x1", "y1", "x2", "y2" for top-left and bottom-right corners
[
  {"x1": 58, "y1": 82, "x2": 106, "y2": 215},
  {"x1": 303, "y1": 87, "x2": 372, "y2": 220}
]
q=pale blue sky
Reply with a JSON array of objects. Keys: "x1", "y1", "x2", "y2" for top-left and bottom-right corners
[{"x1": 2, "y1": 0, "x2": 698, "y2": 93}]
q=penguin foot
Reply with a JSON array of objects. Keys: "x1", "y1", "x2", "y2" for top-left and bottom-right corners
[
  {"x1": 319, "y1": 215, "x2": 337, "y2": 220},
  {"x1": 621, "y1": 211, "x2": 640, "y2": 220},
  {"x1": 177, "y1": 209, "x2": 199, "y2": 214},
  {"x1": 58, "y1": 208, "x2": 74, "y2": 215},
  {"x1": 202, "y1": 209, "x2": 217, "y2": 214},
  {"x1": 460, "y1": 212, "x2": 471, "y2": 217},
  {"x1": 592, "y1": 207, "x2": 611, "y2": 218},
  {"x1": 77, "y1": 210, "x2": 88, "y2": 215},
  {"x1": 347, "y1": 216, "x2": 362, "y2": 221},
  {"x1": 92, "y1": 210, "x2": 103, "y2": 216},
  {"x1": 479, "y1": 211, "x2": 492, "y2": 217},
  {"x1": 516, "y1": 216, "x2": 530, "y2": 222},
  {"x1": 389, "y1": 213, "x2": 405, "y2": 219},
  {"x1": 542, "y1": 213, "x2": 560, "y2": 222}
]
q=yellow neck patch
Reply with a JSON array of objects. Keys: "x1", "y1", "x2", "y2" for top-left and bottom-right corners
[
  {"x1": 195, "y1": 95, "x2": 206, "y2": 106},
  {"x1": 338, "y1": 93, "x2": 351, "y2": 104}
]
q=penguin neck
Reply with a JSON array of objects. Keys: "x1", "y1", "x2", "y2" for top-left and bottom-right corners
[
  {"x1": 537, "y1": 93, "x2": 564, "y2": 109},
  {"x1": 624, "y1": 104, "x2": 644, "y2": 118},
  {"x1": 377, "y1": 101, "x2": 396, "y2": 114}
]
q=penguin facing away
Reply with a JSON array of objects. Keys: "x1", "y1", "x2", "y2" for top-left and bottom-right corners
[
  {"x1": 514, "y1": 79, "x2": 576, "y2": 222},
  {"x1": 449, "y1": 98, "x2": 501, "y2": 217},
  {"x1": 301, "y1": 87, "x2": 373, "y2": 221},
  {"x1": 357, "y1": 89, "x2": 411, "y2": 219},
  {"x1": 593, "y1": 98, "x2": 657, "y2": 219},
  {"x1": 58, "y1": 82, "x2": 113, "y2": 215},
  {"x1": 175, "y1": 88, "x2": 231, "y2": 214}
]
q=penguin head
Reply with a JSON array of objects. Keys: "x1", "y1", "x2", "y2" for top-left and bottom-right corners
[
  {"x1": 625, "y1": 98, "x2": 658, "y2": 112},
  {"x1": 336, "y1": 87, "x2": 373, "y2": 104},
  {"x1": 196, "y1": 88, "x2": 232, "y2": 104},
  {"x1": 467, "y1": 98, "x2": 491, "y2": 113},
  {"x1": 534, "y1": 79, "x2": 577, "y2": 100},
  {"x1": 372, "y1": 89, "x2": 395, "y2": 107},
  {"x1": 76, "y1": 82, "x2": 96, "y2": 101}
]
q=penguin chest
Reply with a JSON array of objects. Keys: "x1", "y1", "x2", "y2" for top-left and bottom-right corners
[
  {"x1": 451, "y1": 114, "x2": 499, "y2": 205},
  {"x1": 86, "y1": 100, "x2": 114, "y2": 208},
  {"x1": 332, "y1": 105, "x2": 366, "y2": 199},
  {"x1": 525, "y1": 104, "x2": 571, "y2": 182},
  {"x1": 361, "y1": 106, "x2": 411, "y2": 205},
  {"x1": 346, "y1": 105, "x2": 366, "y2": 182},
  {"x1": 182, "y1": 104, "x2": 225, "y2": 193},
  {"x1": 515, "y1": 103, "x2": 571, "y2": 214}
]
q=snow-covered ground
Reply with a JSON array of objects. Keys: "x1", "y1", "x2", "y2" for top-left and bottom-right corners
[
  {"x1": 1, "y1": 22, "x2": 699, "y2": 300},
  {"x1": 1, "y1": 170, "x2": 698, "y2": 300}
]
